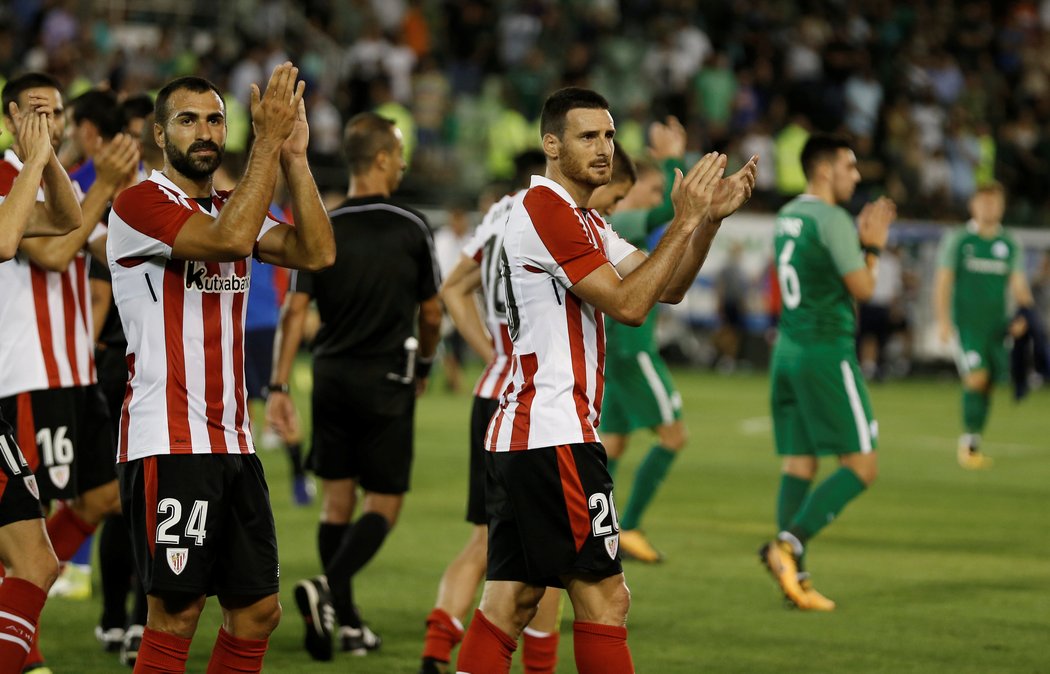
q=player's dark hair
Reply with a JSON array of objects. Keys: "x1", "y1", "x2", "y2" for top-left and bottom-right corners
[
  {"x1": 154, "y1": 76, "x2": 223, "y2": 127},
  {"x1": 343, "y1": 112, "x2": 399, "y2": 175},
  {"x1": 121, "y1": 93, "x2": 155, "y2": 123},
  {"x1": 512, "y1": 150, "x2": 547, "y2": 189},
  {"x1": 2, "y1": 72, "x2": 62, "y2": 117},
  {"x1": 800, "y1": 133, "x2": 852, "y2": 179},
  {"x1": 540, "y1": 87, "x2": 610, "y2": 139},
  {"x1": 611, "y1": 141, "x2": 637, "y2": 185},
  {"x1": 72, "y1": 89, "x2": 125, "y2": 141}
]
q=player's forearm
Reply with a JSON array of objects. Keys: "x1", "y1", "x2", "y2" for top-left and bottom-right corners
[
  {"x1": 418, "y1": 297, "x2": 443, "y2": 360},
  {"x1": 40, "y1": 152, "x2": 82, "y2": 235},
  {"x1": 661, "y1": 217, "x2": 722, "y2": 302},
  {"x1": 279, "y1": 155, "x2": 335, "y2": 271},
  {"x1": 212, "y1": 140, "x2": 284, "y2": 256},
  {"x1": 443, "y1": 288, "x2": 495, "y2": 363},
  {"x1": 616, "y1": 221, "x2": 695, "y2": 324},
  {"x1": 0, "y1": 160, "x2": 47, "y2": 260},
  {"x1": 933, "y1": 271, "x2": 953, "y2": 327},
  {"x1": 271, "y1": 298, "x2": 308, "y2": 386}
]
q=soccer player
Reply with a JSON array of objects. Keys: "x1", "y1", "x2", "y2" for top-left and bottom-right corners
[
  {"x1": 933, "y1": 182, "x2": 1034, "y2": 469},
  {"x1": 593, "y1": 119, "x2": 690, "y2": 563},
  {"x1": 267, "y1": 112, "x2": 442, "y2": 661},
  {"x1": 106, "y1": 63, "x2": 334, "y2": 672},
  {"x1": 761, "y1": 134, "x2": 895, "y2": 611},
  {"x1": 0, "y1": 90, "x2": 79, "y2": 674},
  {"x1": 455, "y1": 87, "x2": 756, "y2": 674},
  {"x1": 0, "y1": 73, "x2": 138, "y2": 672},
  {"x1": 421, "y1": 151, "x2": 563, "y2": 674}
]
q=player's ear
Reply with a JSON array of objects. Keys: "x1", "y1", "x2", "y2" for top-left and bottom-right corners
[
  {"x1": 542, "y1": 132, "x2": 560, "y2": 161},
  {"x1": 153, "y1": 121, "x2": 165, "y2": 150}
]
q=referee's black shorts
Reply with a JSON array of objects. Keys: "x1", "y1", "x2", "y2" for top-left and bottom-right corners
[
  {"x1": 310, "y1": 359, "x2": 416, "y2": 494},
  {"x1": 486, "y1": 442, "x2": 623, "y2": 588},
  {"x1": 466, "y1": 396, "x2": 500, "y2": 524}
]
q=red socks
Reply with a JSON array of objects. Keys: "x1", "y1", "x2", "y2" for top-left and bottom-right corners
[
  {"x1": 573, "y1": 621, "x2": 633, "y2": 674},
  {"x1": 206, "y1": 627, "x2": 268, "y2": 673},
  {"x1": 45, "y1": 504, "x2": 97, "y2": 561},
  {"x1": 422, "y1": 607, "x2": 465, "y2": 664},
  {"x1": 455, "y1": 609, "x2": 517, "y2": 674},
  {"x1": 522, "y1": 627, "x2": 560, "y2": 674},
  {"x1": 0, "y1": 577, "x2": 47, "y2": 674},
  {"x1": 133, "y1": 627, "x2": 191, "y2": 673}
]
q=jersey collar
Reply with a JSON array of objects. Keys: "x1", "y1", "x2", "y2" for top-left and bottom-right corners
[
  {"x1": 148, "y1": 169, "x2": 218, "y2": 200},
  {"x1": 530, "y1": 174, "x2": 582, "y2": 209},
  {"x1": 966, "y1": 218, "x2": 1002, "y2": 236}
]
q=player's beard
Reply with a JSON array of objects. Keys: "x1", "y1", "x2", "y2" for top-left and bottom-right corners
[
  {"x1": 166, "y1": 140, "x2": 224, "y2": 180},
  {"x1": 562, "y1": 149, "x2": 611, "y2": 188}
]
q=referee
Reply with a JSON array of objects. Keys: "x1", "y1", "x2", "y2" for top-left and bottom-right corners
[{"x1": 267, "y1": 112, "x2": 442, "y2": 662}]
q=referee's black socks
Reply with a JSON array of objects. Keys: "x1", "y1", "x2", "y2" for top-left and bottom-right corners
[{"x1": 325, "y1": 512, "x2": 390, "y2": 629}]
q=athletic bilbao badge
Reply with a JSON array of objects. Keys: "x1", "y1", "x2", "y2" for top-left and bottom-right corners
[
  {"x1": 23, "y1": 474, "x2": 39, "y2": 500},
  {"x1": 167, "y1": 548, "x2": 189, "y2": 575},
  {"x1": 48, "y1": 465, "x2": 70, "y2": 490},
  {"x1": 605, "y1": 534, "x2": 619, "y2": 560}
]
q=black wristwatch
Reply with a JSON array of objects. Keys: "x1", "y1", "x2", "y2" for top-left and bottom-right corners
[
  {"x1": 862, "y1": 244, "x2": 882, "y2": 257},
  {"x1": 264, "y1": 383, "x2": 290, "y2": 396}
]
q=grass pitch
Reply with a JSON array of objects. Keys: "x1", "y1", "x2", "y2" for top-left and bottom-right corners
[{"x1": 38, "y1": 366, "x2": 1050, "y2": 672}]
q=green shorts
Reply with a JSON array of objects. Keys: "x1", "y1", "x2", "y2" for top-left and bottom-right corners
[
  {"x1": 954, "y1": 328, "x2": 1009, "y2": 383},
  {"x1": 600, "y1": 351, "x2": 682, "y2": 435},
  {"x1": 770, "y1": 336, "x2": 878, "y2": 456}
]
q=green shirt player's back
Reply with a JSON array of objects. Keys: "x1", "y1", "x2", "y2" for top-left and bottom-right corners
[
  {"x1": 936, "y1": 222, "x2": 1024, "y2": 333},
  {"x1": 774, "y1": 195, "x2": 866, "y2": 344}
]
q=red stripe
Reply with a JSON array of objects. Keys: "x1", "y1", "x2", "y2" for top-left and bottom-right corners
[
  {"x1": 509, "y1": 353, "x2": 539, "y2": 450},
  {"x1": 485, "y1": 359, "x2": 515, "y2": 451},
  {"x1": 231, "y1": 260, "x2": 249, "y2": 452},
  {"x1": 201, "y1": 263, "x2": 227, "y2": 453},
  {"x1": 555, "y1": 444, "x2": 591, "y2": 552},
  {"x1": 523, "y1": 188, "x2": 607, "y2": 285},
  {"x1": 164, "y1": 260, "x2": 191, "y2": 451},
  {"x1": 492, "y1": 326, "x2": 514, "y2": 394},
  {"x1": 118, "y1": 354, "x2": 136, "y2": 463},
  {"x1": 564, "y1": 293, "x2": 595, "y2": 441},
  {"x1": 593, "y1": 308, "x2": 605, "y2": 422},
  {"x1": 16, "y1": 393, "x2": 38, "y2": 471},
  {"x1": 59, "y1": 269, "x2": 81, "y2": 386},
  {"x1": 29, "y1": 267, "x2": 61, "y2": 387},
  {"x1": 144, "y1": 456, "x2": 158, "y2": 557},
  {"x1": 74, "y1": 257, "x2": 95, "y2": 379}
]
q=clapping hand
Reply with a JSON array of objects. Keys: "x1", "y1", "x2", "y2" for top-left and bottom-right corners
[{"x1": 250, "y1": 62, "x2": 307, "y2": 150}]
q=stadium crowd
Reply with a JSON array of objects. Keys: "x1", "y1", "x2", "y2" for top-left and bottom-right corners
[{"x1": 5, "y1": 1, "x2": 1050, "y2": 223}]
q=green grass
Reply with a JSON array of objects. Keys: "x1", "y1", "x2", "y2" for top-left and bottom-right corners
[{"x1": 39, "y1": 365, "x2": 1050, "y2": 672}]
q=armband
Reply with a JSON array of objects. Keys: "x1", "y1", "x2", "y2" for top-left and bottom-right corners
[
  {"x1": 862, "y1": 245, "x2": 882, "y2": 257},
  {"x1": 264, "y1": 383, "x2": 290, "y2": 396},
  {"x1": 417, "y1": 357, "x2": 434, "y2": 380}
]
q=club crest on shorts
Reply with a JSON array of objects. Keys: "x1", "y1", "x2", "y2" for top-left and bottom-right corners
[
  {"x1": 167, "y1": 548, "x2": 189, "y2": 575},
  {"x1": 605, "y1": 534, "x2": 619, "y2": 560},
  {"x1": 48, "y1": 465, "x2": 70, "y2": 490},
  {"x1": 23, "y1": 474, "x2": 39, "y2": 500}
]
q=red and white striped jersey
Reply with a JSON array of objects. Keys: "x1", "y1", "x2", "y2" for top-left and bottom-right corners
[
  {"x1": 0, "y1": 152, "x2": 95, "y2": 398},
  {"x1": 107, "y1": 170, "x2": 283, "y2": 463},
  {"x1": 461, "y1": 191, "x2": 519, "y2": 399},
  {"x1": 485, "y1": 175, "x2": 636, "y2": 452}
]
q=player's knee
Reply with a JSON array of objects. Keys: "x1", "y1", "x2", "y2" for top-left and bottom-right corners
[
  {"x1": 660, "y1": 423, "x2": 688, "y2": 451},
  {"x1": 25, "y1": 547, "x2": 60, "y2": 592},
  {"x1": 254, "y1": 600, "x2": 282, "y2": 636},
  {"x1": 964, "y1": 371, "x2": 990, "y2": 392},
  {"x1": 152, "y1": 595, "x2": 207, "y2": 638}
]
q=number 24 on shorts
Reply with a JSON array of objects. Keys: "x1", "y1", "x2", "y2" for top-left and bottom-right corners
[{"x1": 156, "y1": 498, "x2": 209, "y2": 546}]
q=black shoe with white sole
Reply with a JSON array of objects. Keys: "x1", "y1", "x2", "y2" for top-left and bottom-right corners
[
  {"x1": 340, "y1": 624, "x2": 381, "y2": 656},
  {"x1": 294, "y1": 576, "x2": 335, "y2": 661}
]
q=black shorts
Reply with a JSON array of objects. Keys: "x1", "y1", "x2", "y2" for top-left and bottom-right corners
[
  {"x1": 0, "y1": 385, "x2": 115, "y2": 501},
  {"x1": 244, "y1": 328, "x2": 276, "y2": 401},
  {"x1": 0, "y1": 427, "x2": 44, "y2": 527},
  {"x1": 486, "y1": 443, "x2": 623, "y2": 588},
  {"x1": 466, "y1": 396, "x2": 500, "y2": 525},
  {"x1": 117, "y1": 453, "x2": 279, "y2": 597},
  {"x1": 310, "y1": 361, "x2": 415, "y2": 494}
]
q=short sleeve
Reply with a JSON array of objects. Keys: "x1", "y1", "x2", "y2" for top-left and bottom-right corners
[
  {"x1": 936, "y1": 230, "x2": 962, "y2": 270},
  {"x1": 416, "y1": 215, "x2": 441, "y2": 301},
  {"x1": 110, "y1": 182, "x2": 196, "y2": 257},
  {"x1": 601, "y1": 217, "x2": 638, "y2": 267},
  {"x1": 289, "y1": 269, "x2": 313, "y2": 296},
  {"x1": 817, "y1": 208, "x2": 865, "y2": 277},
  {"x1": 523, "y1": 187, "x2": 609, "y2": 286}
]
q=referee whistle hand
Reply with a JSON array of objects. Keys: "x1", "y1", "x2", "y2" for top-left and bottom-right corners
[{"x1": 250, "y1": 62, "x2": 307, "y2": 149}]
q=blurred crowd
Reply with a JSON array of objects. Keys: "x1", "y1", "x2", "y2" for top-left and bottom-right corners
[{"x1": 5, "y1": 0, "x2": 1050, "y2": 224}]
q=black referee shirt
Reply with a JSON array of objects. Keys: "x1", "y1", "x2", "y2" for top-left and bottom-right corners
[{"x1": 291, "y1": 196, "x2": 440, "y2": 360}]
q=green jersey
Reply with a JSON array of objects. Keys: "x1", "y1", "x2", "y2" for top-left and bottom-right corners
[
  {"x1": 773, "y1": 195, "x2": 866, "y2": 344},
  {"x1": 605, "y1": 158, "x2": 684, "y2": 358},
  {"x1": 936, "y1": 222, "x2": 1023, "y2": 333}
]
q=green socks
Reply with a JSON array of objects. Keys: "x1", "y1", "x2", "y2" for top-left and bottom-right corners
[
  {"x1": 619, "y1": 445, "x2": 677, "y2": 531},
  {"x1": 606, "y1": 456, "x2": 620, "y2": 482},
  {"x1": 962, "y1": 389, "x2": 989, "y2": 434},
  {"x1": 788, "y1": 467, "x2": 867, "y2": 543},
  {"x1": 777, "y1": 474, "x2": 812, "y2": 532}
]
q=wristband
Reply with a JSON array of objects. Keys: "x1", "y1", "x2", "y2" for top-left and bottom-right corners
[
  {"x1": 264, "y1": 383, "x2": 290, "y2": 396},
  {"x1": 417, "y1": 357, "x2": 434, "y2": 380},
  {"x1": 862, "y1": 245, "x2": 882, "y2": 257}
]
